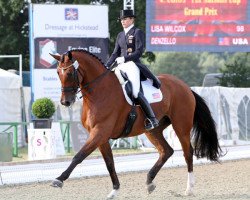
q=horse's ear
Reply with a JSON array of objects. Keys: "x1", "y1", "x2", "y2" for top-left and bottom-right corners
[
  {"x1": 50, "y1": 53, "x2": 61, "y2": 61},
  {"x1": 67, "y1": 51, "x2": 72, "y2": 60}
]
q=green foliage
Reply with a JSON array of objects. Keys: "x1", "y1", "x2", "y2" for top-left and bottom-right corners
[
  {"x1": 150, "y1": 52, "x2": 204, "y2": 86},
  {"x1": 32, "y1": 97, "x2": 56, "y2": 118},
  {"x1": 198, "y1": 52, "x2": 231, "y2": 74},
  {"x1": 219, "y1": 53, "x2": 250, "y2": 87},
  {"x1": 0, "y1": 0, "x2": 29, "y2": 70}
]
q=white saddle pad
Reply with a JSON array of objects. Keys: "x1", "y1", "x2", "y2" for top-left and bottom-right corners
[{"x1": 122, "y1": 79, "x2": 163, "y2": 105}]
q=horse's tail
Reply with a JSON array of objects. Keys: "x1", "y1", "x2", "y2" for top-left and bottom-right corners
[{"x1": 191, "y1": 90, "x2": 222, "y2": 162}]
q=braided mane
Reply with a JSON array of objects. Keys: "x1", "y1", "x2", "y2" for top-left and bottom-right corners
[{"x1": 68, "y1": 48, "x2": 105, "y2": 67}]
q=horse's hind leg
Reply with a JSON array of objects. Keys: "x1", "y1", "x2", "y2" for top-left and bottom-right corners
[
  {"x1": 145, "y1": 124, "x2": 174, "y2": 194},
  {"x1": 99, "y1": 142, "x2": 120, "y2": 199},
  {"x1": 172, "y1": 121, "x2": 195, "y2": 196}
]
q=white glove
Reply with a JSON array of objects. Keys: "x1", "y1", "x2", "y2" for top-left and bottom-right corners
[{"x1": 115, "y1": 57, "x2": 125, "y2": 64}]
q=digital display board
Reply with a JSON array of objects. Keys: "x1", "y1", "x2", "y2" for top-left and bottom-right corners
[{"x1": 146, "y1": 0, "x2": 250, "y2": 52}]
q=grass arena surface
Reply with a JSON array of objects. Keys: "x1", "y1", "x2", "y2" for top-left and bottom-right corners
[{"x1": 0, "y1": 159, "x2": 249, "y2": 200}]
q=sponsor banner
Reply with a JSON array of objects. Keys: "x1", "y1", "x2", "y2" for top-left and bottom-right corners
[
  {"x1": 30, "y1": 4, "x2": 109, "y2": 101},
  {"x1": 33, "y1": 69, "x2": 60, "y2": 101},
  {"x1": 32, "y1": 4, "x2": 108, "y2": 38},
  {"x1": 146, "y1": 0, "x2": 250, "y2": 52},
  {"x1": 34, "y1": 37, "x2": 109, "y2": 69}
]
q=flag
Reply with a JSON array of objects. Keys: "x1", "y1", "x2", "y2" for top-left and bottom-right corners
[
  {"x1": 65, "y1": 8, "x2": 78, "y2": 20},
  {"x1": 218, "y1": 37, "x2": 230, "y2": 46},
  {"x1": 152, "y1": 93, "x2": 161, "y2": 99}
]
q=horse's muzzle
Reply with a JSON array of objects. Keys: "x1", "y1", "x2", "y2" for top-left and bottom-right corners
[
  {"x1": 61, "y1": 98, "x2": 75, "y2": 107},
  {"x1": 61, "y1": 100, "x2": 71, "y2": 107}
]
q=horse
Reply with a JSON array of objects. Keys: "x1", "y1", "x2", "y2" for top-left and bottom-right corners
[{"x1": 50, "y1": 49, "x2": 222, "y2": 199}]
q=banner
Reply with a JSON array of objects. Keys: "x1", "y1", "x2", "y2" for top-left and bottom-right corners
[
  {"x1": 192, "y1": 87, "x2": 250, "y2": 145},
  {"x1": 29, "y1": 4, "x2": 109, "y2": 101},
  {"x1": 32, "y1": 4, "x2": 108, "y2": 38}
]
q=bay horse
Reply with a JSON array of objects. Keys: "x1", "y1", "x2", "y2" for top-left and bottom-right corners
[{"x1": 50, "y1": 49, "x2": 222, "y2": 199}]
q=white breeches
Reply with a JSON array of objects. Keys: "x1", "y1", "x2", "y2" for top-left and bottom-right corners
[{"x1": 114, "y1": 61, "x2": 140, "y2": 98}]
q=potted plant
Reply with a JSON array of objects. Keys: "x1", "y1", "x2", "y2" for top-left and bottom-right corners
[{"x1": 32, "y1": 97, "x2": 56, "y2": 129}]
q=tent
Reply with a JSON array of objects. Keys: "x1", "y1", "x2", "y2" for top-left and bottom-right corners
[
  {"x1": 0, "y1": 69, "x2": 23, "y2": 145},
  {"x1": 0, "y1": 68, "x2": 21, "y2": 122}
]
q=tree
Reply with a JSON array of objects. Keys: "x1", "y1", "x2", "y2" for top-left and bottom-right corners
[
  {"x1": 198, "y1": 52, "x2": 231, "y2": 74},
  {"x1": 151, "y1": 52, "x2": 204, "y2": 86},
  {"x1": 219, "y1": 53, "x2": 250, "y2": 87},
  {"x1": 0, "y1": 1, "x2": 29, "y2": 70}
]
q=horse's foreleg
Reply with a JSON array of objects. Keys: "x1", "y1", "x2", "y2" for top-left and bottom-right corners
[
  {"x1": 99, "y1": 142, "x2": 120, "y2": 199},
  {"x1": 51, "y1": 134, "x2": 103, "y2": 188},
  {"x1": 145, "y1": 130, "x2": 174, "y2": 194}
]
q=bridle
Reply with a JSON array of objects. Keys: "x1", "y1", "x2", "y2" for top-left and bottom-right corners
[
  {"x1": 57, "y1": 60, "x2": 111, "y2": 99},
  {"x1": 58, "y1": 62, "x2": 79, "y2": 94}
]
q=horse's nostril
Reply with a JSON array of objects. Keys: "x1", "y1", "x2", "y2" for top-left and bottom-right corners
[{"x1": 61, "y1": 100, "x2": 71, "y2": 107}]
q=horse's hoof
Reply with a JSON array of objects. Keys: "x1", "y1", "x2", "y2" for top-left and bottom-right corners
[
  {"x1": 50, "y1": 179, "x2": 63, "y2": 188},
  {"x1": 106, "y1": 189, "x2": 119, "y2": 199},
  {"x1": 147, "y1": 183, "x2": 156, "y2": 194},
  {"x1": 184, "y1": 189, "x2": 194, "y2": 196}
]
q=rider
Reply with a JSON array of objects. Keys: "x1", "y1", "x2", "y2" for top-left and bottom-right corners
[{"x1": 106, "y1": 9, "x2": 161, "y2": 131}]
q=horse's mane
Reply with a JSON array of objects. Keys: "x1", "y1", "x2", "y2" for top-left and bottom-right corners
[{"x1": 66, "y1": 48, "x2": 105, "y2": 67}]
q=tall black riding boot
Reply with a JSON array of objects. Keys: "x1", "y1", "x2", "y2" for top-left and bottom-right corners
[{"x1": 137, "y1": 92, "x2": 159, "y2": 131}]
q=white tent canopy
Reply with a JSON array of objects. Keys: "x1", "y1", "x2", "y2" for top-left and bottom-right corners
[
  {"x1": 0, "y1": 68, "x2": 21, "y2": 89},
  {"x1": 0, "y1": 68, "x2": 23, "y2": 146},
  {"x1": 0, "y1": 68, "x2": 21, "y2": 122}
]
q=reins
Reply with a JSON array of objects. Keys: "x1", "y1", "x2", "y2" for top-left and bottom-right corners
[
  {"x1": 77, "y1": 61, "x2": 118, "y2": 98},
  {"x1": 77, "y1": 69, "x2": 111, "y2": 99}
]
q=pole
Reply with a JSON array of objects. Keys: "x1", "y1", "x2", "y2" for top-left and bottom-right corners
[
  {"x1": 19, "y1": 54, "x2": 23, "y2": 87},
  {"x1": 13, "y1": 124, "x2": 18, "y2": 157}
]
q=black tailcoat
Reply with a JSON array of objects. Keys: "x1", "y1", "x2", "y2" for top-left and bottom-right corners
[{"x1": 106, "y1": 26, "x2": 161, "y2": 88}]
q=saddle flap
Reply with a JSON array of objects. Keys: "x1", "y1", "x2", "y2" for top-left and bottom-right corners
[
  {"x1": 122, "y1": 79, "x2": 163, "y2": 105},
  {"x1": 114, "y1": 68, "x2": 163, "y2": 105}
]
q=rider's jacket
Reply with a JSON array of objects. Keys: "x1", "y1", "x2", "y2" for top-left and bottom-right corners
[{"x1": 106, "y1": 26, "x2": 161, "y2": 88}]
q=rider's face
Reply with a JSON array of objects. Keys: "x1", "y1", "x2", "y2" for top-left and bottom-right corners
[{"x1": 120, "y1": 17, "x2": 134, "y2": 28}]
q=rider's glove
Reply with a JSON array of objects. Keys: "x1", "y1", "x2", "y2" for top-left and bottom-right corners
[{"x1": 115, "y1": 57, "x2": 125, "y2": 64}]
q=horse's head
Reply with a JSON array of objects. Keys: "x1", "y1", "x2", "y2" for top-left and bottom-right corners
[{"x1": 50, "y1": 52, "x2": 79, "y2": 107}]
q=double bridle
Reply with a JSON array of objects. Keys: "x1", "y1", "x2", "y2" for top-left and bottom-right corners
[
  {"x1": 57, "y1": 60, "x2": 111, "y2": 98},
  {"x1": 58, "y1": 62, "x2": 79, "y2": 93}
]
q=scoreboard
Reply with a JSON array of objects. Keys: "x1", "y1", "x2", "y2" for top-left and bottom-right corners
[{"x1": 146, "y1": 0, "x2": 250, "y2": 52}]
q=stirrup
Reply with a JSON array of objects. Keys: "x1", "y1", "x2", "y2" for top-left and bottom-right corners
[{"x1": 144, "y1": 118, "x2": 159, "y2": 131}]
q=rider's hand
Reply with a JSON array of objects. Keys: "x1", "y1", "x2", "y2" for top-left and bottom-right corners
[{"x1": 115, "y1": 57, "x2": 125, "y2": 64}]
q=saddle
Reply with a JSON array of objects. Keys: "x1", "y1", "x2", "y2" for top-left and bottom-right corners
[
  {"x1": 117, "y1": 70, "x2": 163, "y2": 106},
  {"x1": 114, "y1": 70, "x2": 163, "y2": 137}
]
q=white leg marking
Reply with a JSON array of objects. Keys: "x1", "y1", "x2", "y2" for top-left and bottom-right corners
[
  {"x1": 185, "y1": 172, "x2": 195, "y2": 196},
  {"x1": 107, "y1": 189, "x2": 119, "y2": 199}
]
